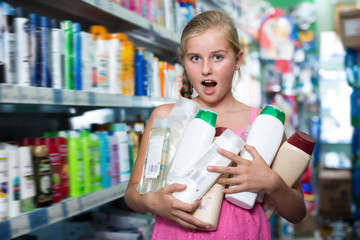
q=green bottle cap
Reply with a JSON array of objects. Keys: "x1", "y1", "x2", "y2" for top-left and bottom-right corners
[
  {"x1": 195, "y1": 108, "x2": 217, "y2": 127},
  {"x1": 260, "y1": 105, "x2": 285, "y2": 125},
  {"x1": 62, "y1": 20, "x2": 73, "y2": 31}
]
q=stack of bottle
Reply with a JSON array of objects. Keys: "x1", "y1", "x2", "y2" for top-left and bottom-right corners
[
  {"x1": 137, "y1": 103, "x2": 316, "y2": 231},
  {"x1": 0, "y1": 2, "x2": 182, "y2": 98},
  {"x1": 0, "y1": 122, "x2": 142, "y2": 221}
]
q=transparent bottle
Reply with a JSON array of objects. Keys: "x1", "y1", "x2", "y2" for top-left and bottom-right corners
[{"x1": 137, "y1": 118, "x2": 170, "y2": 194}]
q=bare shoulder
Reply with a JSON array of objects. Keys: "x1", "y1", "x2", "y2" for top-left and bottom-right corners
[{"x1": 150, "y1": 103, "x2": 174, "y2": 119}]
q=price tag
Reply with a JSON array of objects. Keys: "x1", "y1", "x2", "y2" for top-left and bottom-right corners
[
  {"x1": 37, "y1": 87, "x2": 53, "y2": 104},
  {"x1": 62, "y1": 90, "x2": 76, "y2": 105},
  {"x1": 88, "y1": 92, "x2": 96, "y2": 105},
  {"x1": 65, "y1": 199, "x2": 81, "y2": 217},
  {"x1": 47, "y1": 204, "x2": 64, "y2": 224},
  {"x1": 19, "y1": 86, "x2": 38, "y2": 104},
  {"x1": 53, "y1": 89, "x2": 63, "y2": 104},
  {"x1": 76, "y1": 91, "x2": 89, "y2": 105},
  {"x1": 10, "y1": 215, "x2": 30, "y2": 238},
  {"x1": 29, "y1": 208, "x2": 49, "y2": 230},
  {"x1": 0, "y1": 220, "x2": 11, "y2": 240},
  {"x1": 0, "y1": 84, "x2": 19, "y2": 103}
]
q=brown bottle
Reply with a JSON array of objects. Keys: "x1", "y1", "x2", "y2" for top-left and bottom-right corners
[{"x1": 32, "y1": 145, "x2": 53, "y2": 207}]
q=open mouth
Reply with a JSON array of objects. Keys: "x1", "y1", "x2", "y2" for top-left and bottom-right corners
[{"x1": 201, "y1": 80, "x2": 217, "y2": 89}]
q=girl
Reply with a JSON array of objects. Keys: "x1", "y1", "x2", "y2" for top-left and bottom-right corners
[{"x1": 124, "y1": 9, "x2": 306, "y2": 239}]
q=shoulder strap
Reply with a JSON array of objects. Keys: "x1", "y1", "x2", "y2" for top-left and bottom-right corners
[{"x1": 249, "y1": 107, "x2": 259, "y2": 125}]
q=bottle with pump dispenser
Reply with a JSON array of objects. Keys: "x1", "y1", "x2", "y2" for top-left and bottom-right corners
[
  {"x1": 225, "y1": 105, "x2": 285, "y2": 209},
  {"x1": 264, "y1": 131, "x2": 315, "y2": 219},
  {"x1": 166, "y1": 108, "x2": 217, "y2": 185},
  {"x1": 137, "y1": 118, "x2": 170, "y2": 194},
  {"x1": 173, "y1": 129, "x2": 245, "y2": 205}
]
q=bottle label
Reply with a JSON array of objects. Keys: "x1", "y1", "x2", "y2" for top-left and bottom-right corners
[{"x1": 145, "y1": 136, "x2": 164, "y2": 178}]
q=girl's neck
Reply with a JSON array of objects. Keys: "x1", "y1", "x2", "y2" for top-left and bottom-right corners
[{"x1": 193, "y1": 95, "x2": 240, "y2": 113}]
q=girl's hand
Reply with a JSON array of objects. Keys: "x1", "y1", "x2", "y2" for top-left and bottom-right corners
[
  {"x1": 144, "y1": 183, "x2": 211, "y2": 231},
  {"x1": 207, "y1": 145, "x2": 277, "y2": 195}
]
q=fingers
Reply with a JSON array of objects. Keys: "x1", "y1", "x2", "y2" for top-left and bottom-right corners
[{"x1": 163, "y1": 183, "x2": 187, "y2": 194}]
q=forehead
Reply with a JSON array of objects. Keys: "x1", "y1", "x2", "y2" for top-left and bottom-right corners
[{"x1": 185, "y1": 27, "x2": 230, "y2": 52}]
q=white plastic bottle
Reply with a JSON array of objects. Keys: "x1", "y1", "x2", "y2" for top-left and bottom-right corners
[
  {"x1": 264, "y1": 130, "x2": 315, "y2": 219},
  {"x1": 167, "y1": 97, "x2": 201, "y2": 166},
  {"x1": 225, "y1": 105, "x2": 285, "y2": 209},
  {"x1": 114, "y1": 123, "x2": 131, "y2": 183},
  {"x1": 166, "y1": 108, "x2": 217, "y2": 185},
  {"x1": 192, "y1": 127, "x2": 228, "y2": 230},
  {"x1": 173, "y1": 129, "x2": 245, "y2": 204},
  {"x1": 15, "y1": 7, "x2": 30, "y2": 86},
  {"x1": 137, "y1": 118, "x2": 170, "y2": 194}
]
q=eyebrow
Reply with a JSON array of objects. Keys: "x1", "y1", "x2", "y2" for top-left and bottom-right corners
[{"x1": 186, "y1": 49, "x2": 228, "y2": 55}]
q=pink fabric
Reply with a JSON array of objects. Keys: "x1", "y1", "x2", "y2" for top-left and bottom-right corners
[{"x1": 151, "y1": 107, "x2": 271, "y2": 240}]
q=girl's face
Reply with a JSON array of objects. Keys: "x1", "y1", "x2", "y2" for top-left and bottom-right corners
[{"x1": 184, "y1": 27, "x2": 242, "y2": 104}]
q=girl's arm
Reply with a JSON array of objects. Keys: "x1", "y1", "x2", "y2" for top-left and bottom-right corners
[
  {"x1": 124, "y1": 104, "x2": 211, "y2": 230},
  {"x1": 208, "y1": 145, "x2": 306, "y2": 224}
]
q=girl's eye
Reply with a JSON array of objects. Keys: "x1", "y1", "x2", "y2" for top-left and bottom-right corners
[
  {"x1": 191, "y1": 56, "x2": 200, "y2": 62},
  {"x1": 214, "y1": 55, "x2": 223, "y2": 61}
]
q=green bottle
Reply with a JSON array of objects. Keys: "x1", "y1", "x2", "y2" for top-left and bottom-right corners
[
  {"x1": 81, "y1": 129, "x2": 92, "y2": 194},
  {"x1": 61, "y1": 20, "x2": 74, "y2": 90},
  {"x1": 90, "y1": 133, "x2": 102, "y2": 191},
  {"x1": 68, "y1": 130, "x2": 83, "y2": 197}
]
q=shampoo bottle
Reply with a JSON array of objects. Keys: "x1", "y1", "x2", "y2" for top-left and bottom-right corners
[
  {"x1": 0, "y1": 149, "x2": 8, "y2": 220},
  {"x1": 173, "y1": 129, "x2": 245, "y2": 205},
  {"x1": 2, "y1": 143, "x2": 20, "y2": 218},
  {"x1": 32, "y1": 145, "x2": 53, "y2": 207},
  {"x1": 73, "y1": 22, "x2": 82, "y2": 90},
  {"x1": 18, "y1": 146, "x2": 36, "y2": 212},
  {"x1": 55, "y1": 135, "x2": 69, "y2": 199},
  {"x1": 114, "y1": 123, "x2": 131, "y2": 182},
  {"x1": 98, "y1": 131, "x2": 111, "y2": 188},
  {"x1": 15, "y1": 7, "x2": 30, "y2": 86},
  {"x1": 265, "y1": 131, "x2": 315, "y2": 219},
  {"x1": 166, "y1": 108, "x2": 217, "y2": 185},
  {"x1": 90, "y1": 133, "x2": 102, "y2": 191},
  {"x1": 40, "y1": 16, "x2": 51, "y2": 87},
  {"x1": 50, "y1": 18, "x2": 62, "y2": 89},
  {"x1": 167, "y1": 97, "x2": 201, "y2": 167},
  {"x1": 61, "y1": 20, "x2": 74, "y2": 90},
  {"x1": 108, "y1": 131, "x2": 120, "y2": 185},
  {"x1": 225, "y1": 105, "x2": 285, "y2": 209},
  {"x1": 45, "y1": 137, "x2": 62, "y2": 204},
  {"x1": 192, "y1": 127, "x2": 228, "y2": 230},
  {"x1": 137, "y1": 118, "x2": 170, "y2": 194},
  {"x1": 68, "y1": 130, "x2": 84, "y2": 197},
  {"x1": 80, "y1": 129, "x2": 93, "y2": 194},
  {"x1": 90, "y1": 25, "x2": 109, "y2": 92}
]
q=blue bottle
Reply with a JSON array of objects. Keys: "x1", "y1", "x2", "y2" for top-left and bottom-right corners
[
  {"x1": 73, "y1": 22, "x2": 82, "y2": 90},
  {"x1": 134, "y1": 47, "x2": 147, "y2": 96},
  {"x1": 29, "y1": 13, "x2": 40, "y2": 87},
  {"x1": 97, "y1": 131, "x2": 110, "y2": 188},
  {"x1": 40, "y1": 16, "x2": 51, "y2": 87}
]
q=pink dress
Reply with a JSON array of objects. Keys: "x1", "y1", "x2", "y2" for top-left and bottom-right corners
[{"x1": 151, "y1": 107, "x2": 271, "y2": 240}]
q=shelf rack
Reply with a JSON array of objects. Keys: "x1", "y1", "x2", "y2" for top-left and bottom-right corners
[{"x1": 0, "y1": 182, "x2": 128, "y2": 240}]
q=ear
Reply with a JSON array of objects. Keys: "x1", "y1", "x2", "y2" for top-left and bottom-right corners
[{"x1": 235, "y1": 50, "x2": 244, "y2": 70}]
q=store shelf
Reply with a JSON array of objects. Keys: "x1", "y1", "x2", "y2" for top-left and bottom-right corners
[
  {"x1": 0, "y1": 84, "x2": 176, "y2": 108},
  {"x1": 4, "y1": 0, "x2": 181, "y2": 54},
  {"x1": 0, "y1": 182, "x2": 128, "y2": 240}
]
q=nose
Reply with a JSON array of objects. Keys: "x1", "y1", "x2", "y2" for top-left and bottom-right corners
[{"x1": 201, "y1": 59, "x2": 212, "y2": 76}]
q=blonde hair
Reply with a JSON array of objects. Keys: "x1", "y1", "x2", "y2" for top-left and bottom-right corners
[{"x1": 178, "y1": 9, "x2": 244, "y2": 99}]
